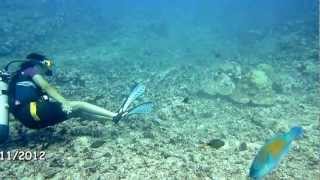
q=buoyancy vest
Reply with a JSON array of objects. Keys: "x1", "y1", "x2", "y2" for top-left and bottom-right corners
[{"x1": 8, "y1": 69, "x2": 44, "y2": 112}]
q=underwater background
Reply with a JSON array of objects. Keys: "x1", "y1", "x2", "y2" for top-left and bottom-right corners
[{"x1": 0, "y1": 0, "x2": 319, "y2": 179}]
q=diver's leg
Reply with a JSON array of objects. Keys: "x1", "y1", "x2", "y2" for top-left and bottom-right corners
[
  {"x1": 74, "y1": 111, "x2": 111, "y2": 120},
  {"x1": 72, "y1": 101, "x2": 117, "y2": 119}
]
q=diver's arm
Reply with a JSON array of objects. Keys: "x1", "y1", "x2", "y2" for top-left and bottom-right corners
[{"x1": 32, "y1": 74, "x2": 67, "y2": 104}]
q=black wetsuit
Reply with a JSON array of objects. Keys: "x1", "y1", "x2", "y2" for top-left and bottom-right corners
[{"x1": 9, "y1": 66, "x2": 68, "y2": 129}]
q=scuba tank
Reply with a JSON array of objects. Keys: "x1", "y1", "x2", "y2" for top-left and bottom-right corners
[
  {"x1": 0, "y1": 57, "x2": 49, "y2": 143},
  {"x1": 0, "y1": 69, "x2": 10, "y2": 143},
  {"x1": 0, "y1": 60, "x2": 25, "y2": 143}
]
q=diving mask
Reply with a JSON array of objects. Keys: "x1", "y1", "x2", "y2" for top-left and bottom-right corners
[
  {"x1": 41, "y1": 59, "x2": 54, "y2": 76},
  {"x1": 42, "y1": 59, "x2": 54, "y2": 69}
]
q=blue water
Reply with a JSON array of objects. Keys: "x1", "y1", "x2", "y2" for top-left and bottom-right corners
[{"x1": 0, "y1": 0, "x2": 319, "y2": 179}]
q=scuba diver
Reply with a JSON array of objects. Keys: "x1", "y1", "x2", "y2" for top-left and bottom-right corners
[{"x1": 0, "y1": 53, "x2": 153, "y2": 143}]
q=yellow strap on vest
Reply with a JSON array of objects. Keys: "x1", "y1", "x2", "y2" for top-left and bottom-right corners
[{"x1": 30, "y1": 102, "x2": 41, "y2": 121}]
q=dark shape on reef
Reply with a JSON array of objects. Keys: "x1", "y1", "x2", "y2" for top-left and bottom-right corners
[
  {"x1": 90, "y1": 140, "x2": 106, "y2": 148},
  {"x1": 214, "y1": 52, "x2": 221, "y2": 58},
  {"x1": 206, "y1": 139, "x2": 225, "y2": 149},
  {"x1": 182, "y1": 97, "x2": 189, "y2": 103},
  {"x1": 239, "y1": 142, "x2": 248, "y2": 151}
]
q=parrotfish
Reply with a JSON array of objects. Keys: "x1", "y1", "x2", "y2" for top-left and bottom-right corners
[{"x1": 249, "y1": 126, "x2": 303, "y2": 179}]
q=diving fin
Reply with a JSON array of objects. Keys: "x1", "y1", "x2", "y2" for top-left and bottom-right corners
[
  {"x1": 113, "y1": 102, "x2": 154, "y2": 124},
  {"x1": 126, "y1": 102, "x2": 154, "y2": 116},
  {"x1": 119, "y1": 83, "x2": 145, "y2": 113}
]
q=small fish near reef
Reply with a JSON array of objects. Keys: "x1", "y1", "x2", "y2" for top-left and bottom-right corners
[
  {"x1": 199, "y1": 139, "x2": 225, "y2": 150},
  {"x1": 249, "y1": 126, "x2": 303, "y2": 179}
]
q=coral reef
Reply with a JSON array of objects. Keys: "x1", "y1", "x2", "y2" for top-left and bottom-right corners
[
  {"x1": 203, "y1": 62, "x2": 278, "y2": 106},
  {"x1": 248, "y1": 69, "x2": 271, "y2": 90},
  {"x1": 0, "y1": 2, "x2": 318, "y2": 179}
]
